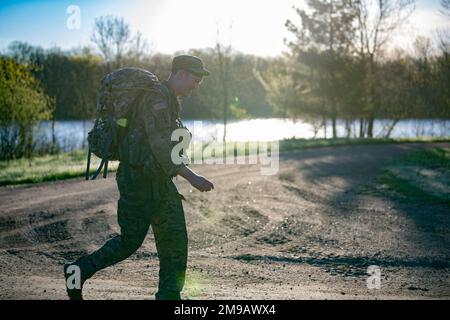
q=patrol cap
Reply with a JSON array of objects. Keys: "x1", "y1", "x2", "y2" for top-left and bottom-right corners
[{"x1": 172, "y1": 55, "x2": 210, "y2": 77}]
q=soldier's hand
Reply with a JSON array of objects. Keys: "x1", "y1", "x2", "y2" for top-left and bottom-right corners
[
  {"x1": 190, "y1": 175, "x2": 214, "y2": 192},
  {"x1": 178, "y1": 166, "x2": 214, "y2": 192}
]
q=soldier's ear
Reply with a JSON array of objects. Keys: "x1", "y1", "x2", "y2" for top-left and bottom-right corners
[
  {"x1": 172, "y1": 69, "x2": 182, "y2": 79},
  {"x1": 178, "y1": 70, "x2": 190, "y2": 79}
]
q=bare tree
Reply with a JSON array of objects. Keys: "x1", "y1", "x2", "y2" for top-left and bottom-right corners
[
  {"x1": 441, "y1": 0, "x2": 450, "y2": 16},
  {"x1": 414, "y1": 36, "x2": 433, "y2": 58},
  {"x1": 91, "y1": 15, "x2": 132, "y2": 67},
  {"x1": 437, "y1": 28, "x2": 450, "y2": 54},
  {"x1": 351, "y1": 0, "x2": 416, "y2": 137},
  {"x1": 214, "y1": 23, "x2": 233, "y2": 143},
  {"x1": 129, "y1": 31, "x2": 150, "y2": 63}
]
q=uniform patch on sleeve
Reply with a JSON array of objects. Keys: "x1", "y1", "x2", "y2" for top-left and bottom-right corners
[{"x1": 152, "y1": 101, "x2": 167, "y2": 111}]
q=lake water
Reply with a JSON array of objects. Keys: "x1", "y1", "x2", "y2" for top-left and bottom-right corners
[{"x1": 33, "y1": 118, "x2": 450, "y2": 152}]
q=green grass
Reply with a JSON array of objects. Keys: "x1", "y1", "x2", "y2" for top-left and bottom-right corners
[
  {"x1": 1, "y1": 137, "x2": 449, "y2": 187},
  {"x1": 376, "y1": 147, "x2": 450, "y2": 205},
  {"x1": 0, "y1": 150, "x2": 118, "y2": 186},
  {"x1": 278, "y1": 137, "x2": 450, "y2": 152},
  {"x1": 188, "y1": 137, "x2": 450, "y2": 160},
  {"x1": 389, "y1": 147, "x2": 450, "y2": 170}
]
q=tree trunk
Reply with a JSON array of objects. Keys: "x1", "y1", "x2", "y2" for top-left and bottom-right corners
[
  {"x1": 331, "y1": 105, "x2": 337, "y2": 139},
  {"x1": 0, "y1": 127, "x2": 7, "y2": 160},
  {"x1": 216, "y1": 43, "x2": 230, "y2": 143},
  {"x1": 367, "y1": 115, "x2": 374, "y2": 138},
  {"x1": 330, "y1": 95, "x2": 338, "y2": 138},
  {"x1": 359, "y1": 117, "x2": 364, "y2": 138},
  {"x1": 51, "y1": 115, "x2": 57, "y2": 154},
  {"x1": 367, "y1": 55, "x2": 376, "y2": 139},
  {"x1": 18, "y1": 123, "x2": 27, "y2": 158},
  {"x1": 223, "y1": 83, "x2": 228, "y2": 143},
  {"x1": 82, "y1": 119, "x2": 86, "y2": 149},
  {"x1": 384, "y1": 119, "x2": 400, "y2": 138},
  {"x1": 345, "y1": 119, "x2": 351, "y2": 138},
  {"x1": 26, "y1": 125, "x2": 32, "y2": 159},
  {"x1": 223, "y1": 120, "x2": 227, "y2": 143}
]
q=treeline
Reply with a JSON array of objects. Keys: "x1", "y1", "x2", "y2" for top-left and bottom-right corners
[
  {"x1": 2, "y1": 40, "x2": 272, "y2": 120},
  {"x1": 1, "y1": 5, "x2": 450, "y2": 159},
  {"x1": 258, "y1": 0, "x2": 450, "y2": 138},
  {"x1": 0, "y1": 16, "x2": 272, "y2": 159},
  {"x1": 0, "y1": 57, "x2": 53, "y2": 159}
]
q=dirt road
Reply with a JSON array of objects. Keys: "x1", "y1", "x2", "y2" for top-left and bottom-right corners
[{"x1": 1, "y1": 143, "x2": 449, "y2": 299}]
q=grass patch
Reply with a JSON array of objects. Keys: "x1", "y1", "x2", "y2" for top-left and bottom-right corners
[
  {"x1": 1, "y1": 138, "x2": 449, "y2": 187},
  {"x1": 279, "y1": 137, "x2": 450, "y2": 152},
  {"x1": 379, "y1": 172, "x2": 450, "y2": 205},
  {"x1": 188, "y1": 137, "x2": 450, "y2": 161},
  {"x1": 375, "y1": 147, "x2": 450, "y2": 205},
  {"x1": 0, "y1": 149, "x2": 118, "y2": 186},
  {"x1": 389, "y1": 147, "x2": 450, "y2": 170}
]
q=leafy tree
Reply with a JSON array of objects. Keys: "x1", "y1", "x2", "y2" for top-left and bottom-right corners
[
  {"x1": 69, "y1": 50, "x2": 103, "y2": 148},
  {"x1": 229, "y1": 97, "x2": 248, "y2": 119},
  {"x1": 0, "y1": 57, "x2": 53, "y2": 159},
  {"x1": 285, "y1": 0, "x2": 356, "y2": 138}
]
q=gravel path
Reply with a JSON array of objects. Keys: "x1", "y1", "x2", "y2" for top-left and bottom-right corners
[{"x1": 0, "y1": 142, "x2": 449, "y2": 299}]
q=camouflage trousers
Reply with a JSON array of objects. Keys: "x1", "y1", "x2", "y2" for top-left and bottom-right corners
[{"x1": 74, "y1": 163, "x2": 188, "y2": 300}]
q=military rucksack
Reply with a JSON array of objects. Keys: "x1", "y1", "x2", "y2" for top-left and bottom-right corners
[{"x1": 86, "y1": 67, "x2": 160, "y2": 180}]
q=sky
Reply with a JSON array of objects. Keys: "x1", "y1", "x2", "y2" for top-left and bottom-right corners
[{"x1": 0, "y1": 0, "x2": 449, "y2": 57}]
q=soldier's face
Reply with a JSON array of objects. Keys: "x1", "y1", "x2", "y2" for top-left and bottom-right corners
[{"x1": 178, "y1": 71, "x2": 203, "y2": 97}]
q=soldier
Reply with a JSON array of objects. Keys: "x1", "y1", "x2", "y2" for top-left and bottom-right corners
[{"x1": 64, "y1": 55, "x2": 214, "y2": 300}]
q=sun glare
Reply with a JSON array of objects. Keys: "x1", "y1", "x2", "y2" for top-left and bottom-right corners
[{"x1": 122, "y1": 0, "x2": 300, "y2": 56}]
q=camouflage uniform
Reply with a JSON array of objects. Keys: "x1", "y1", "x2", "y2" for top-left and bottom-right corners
[{"x1": 74, "y1": 80, "x2": 189, "y2": 300}]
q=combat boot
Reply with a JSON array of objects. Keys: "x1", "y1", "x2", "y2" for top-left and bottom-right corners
[{"x1": 63, "y1": 263, "x2": 84, "y2": 300}]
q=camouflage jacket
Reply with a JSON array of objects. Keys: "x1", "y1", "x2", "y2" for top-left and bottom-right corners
[{"x1": 119, "y1": 81, "x2": 189, "y2": 178}]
